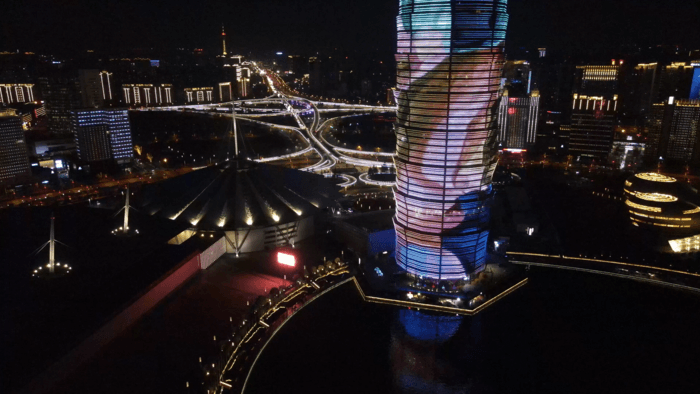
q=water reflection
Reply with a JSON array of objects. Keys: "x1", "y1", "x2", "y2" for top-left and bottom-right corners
[{"x1": 391, "y1": 309, "x2": 475, "y2": 393}]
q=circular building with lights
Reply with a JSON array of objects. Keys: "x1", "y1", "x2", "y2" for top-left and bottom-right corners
[
  {"x1": 624, "y1": 172, "x2": 700, "y2": 253},
  {"x1": 138, "y1": 161, "x2": 340, "y2": 254}
]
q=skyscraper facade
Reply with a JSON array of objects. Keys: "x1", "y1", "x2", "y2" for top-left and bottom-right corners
[
  {"x1": 647, "y1": 98, "x2": 700, "y2": 162},
  {"x1": 71, "y1": 109, "x2": 133, "y2": 163},
  {"x1": 569, "y1": 94, "x2": 618, "y2": 160},
  {"x1": 122, "y1": 84, "x2": 173, "y2": 106},
  {"x1": 0, "y1": 84, "x2": 35, "y2": 104},
  {"x1": 0, "y1": 109, "x2": 31, "y2": 184},
  {"x1": 393, "y1": 0, "x2": 508, "y2": 280},
  {"x1": 497, "y1": 90, "x2": 540, "y2": 150}
]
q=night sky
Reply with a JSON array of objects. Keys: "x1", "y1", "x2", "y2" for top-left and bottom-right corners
[{"x1": 3, "y1": 0, "x2": 700, "y2": 56}]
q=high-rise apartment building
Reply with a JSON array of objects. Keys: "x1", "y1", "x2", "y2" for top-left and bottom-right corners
[
  {"x1": 38, "y1": 75, "x2": 82, "y2": 134},
  {"x1": 647, "y1": 98, "x2": 700, "y2": 162},
  {"x1": 393, "y1": 0, "x2": 508, "y2": 279},
  {"x1": 0, "y1": 109, "x2": 31, "y2": 183},
  {"x1": 78, "y1": 69, "x2": 105, "y2": 108},
  {"x1": 71, "y1": 109, "x2": 133, "y2": 163},
  {"x1": 99, "y1": 71, "x2": 113, "y2": 102},
  {"x1": 0, "y1": 84, "x2": 35, "y2": 104},
  {"x1": 497, "y1": 90, "x2": 540, "y2": 150},
  {"x1": 569, "y1": 94, "x2": 618, "y2": 160},
  {"x1": 620, "y1": 63, "x2": 659, "y2": 120},
  {"x1": 122, "y1": 84, "x2": 173, "y2": 106},
  {"x1": 184, "y1": 87, "x2": 214, "y2": 104},
  {"x1": 658, "y1": 63, "x2": 697, "y2": 101},
  {"x1": 574, "y1": 64, "x2": 620, "y2": 97},
  {"x1": 39, "y1": 69, "x2": 107, "y2": 134}
]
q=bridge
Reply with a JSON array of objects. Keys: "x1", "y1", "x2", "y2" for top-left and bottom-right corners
[{"x1": 139, "y1": 61, "x2": 398, "y2": 180}]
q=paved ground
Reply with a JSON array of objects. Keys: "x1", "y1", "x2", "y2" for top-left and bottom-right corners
[{"x1": 50, "y1": 255, "x2": 290, "y2": 394}]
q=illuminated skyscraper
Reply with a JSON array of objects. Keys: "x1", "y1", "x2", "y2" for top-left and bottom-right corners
[
  {"x1": 569, "y1": 94, "x2": 618, "y2": 160},
  {"x1": 647, "y1": 98, "x2": 700, "y2": 162},
  {"x1": 0, "y1": 109, "x2": 31, "y2": 184},
  {"x1": 71, "y1": 109, "x2": 133, "y2": 163},
  {"x1": 497, "y1": 90, "x2": 540, "y2": 150},
  {"x1": 0, "y1": 84, "x2": 35, "y2": 104},
  {"x1": 393, "y1": 0, "x2": 508, "y2": 279}
]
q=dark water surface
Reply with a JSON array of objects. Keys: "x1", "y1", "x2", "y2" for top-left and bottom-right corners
[{"x1": 246, "y1": 268, "x2": 700, "y2": 394}]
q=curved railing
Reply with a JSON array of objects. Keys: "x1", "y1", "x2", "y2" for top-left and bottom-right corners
[{"x1": 202, "y1": 260, "x2": 352, "y2": 393}]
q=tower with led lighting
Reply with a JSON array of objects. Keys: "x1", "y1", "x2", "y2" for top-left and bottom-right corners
[
  {"x1": 393, "y1": 0, "x2": 508, "y2": 279},
  {"x1": 222, "y1": 25, "x2": 227, "y2": 56}
]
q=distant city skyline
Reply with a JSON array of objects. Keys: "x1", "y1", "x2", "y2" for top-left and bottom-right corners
[{"x1": 3, "y1": 0, "x2": 699, "y2": 56}]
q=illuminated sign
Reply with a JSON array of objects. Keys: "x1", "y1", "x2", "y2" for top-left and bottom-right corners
[{"x1": 277, "y1": 252, "x2": 295, "y2": 267}]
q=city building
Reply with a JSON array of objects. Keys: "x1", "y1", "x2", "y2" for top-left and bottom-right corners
[
  {"x1": 140, "y1": 161, "x2": 341, "y2": 253},
  {"x1": 237, "y1": 65, "x2": 251, "y2": 97},
  {"x1": 70, "y1": 109, "x2": 133, "y2": 163},
  {"x1": 497, "y1": 90, "x2": 540, "y2": 151},
  {"x1": 386, "y1": 87, "x2": 397, "y2": 106},
  {"x1": 624, "y1": 172, "x2": 700, "y2": 253},
  {"x1": 393, "y1": 0, "x2": 508, "y2": 279},
  {"x1": 502, "y1": 60, "x2": 533, "y2": 94},
  {"x1": 574, "y1": 64, "x2": 620, "y2": 97},
  {"x1": 0, "y1": 84, "x2": 35, "y2": 104},
  {"x1": 122, "y1": 84, "x2": 173, "y2": 106},
  {"x1": 619, "y1": 63, "x2": 659, "y2": 121},
  {"x1": 218, "y1": 82, "x2": 234, "y2": 102},
  {"x1": 646, "y1": 98, "x2": 700, "y2": 163},
  {"x1": 657, "y1": 62, "x2": 698, "y2": 101},
  {"x1": 37, "y1": 75, "x2": 82, "y2": 134},
  {"x1": 184, "y1": 87, "x2": 214, "y2": 104},
  {"x1": 78, "y1": 69, "x2": 106, "y2": 108},
  {"x1": 568, "y1": 94, "x2": 618, "y2": 161},
  {"x1": 609, "y1": 126, "x2": 645, "y2": 170},
  {"x1": 99, "y1": 71, "x2": 114, "y2": 102},
  {"x1": 0, "y1": 109, "x2": 31, "y2": 184},
  {"x1": 535, "y1": 110, "x2": 567, "y2": 154}
]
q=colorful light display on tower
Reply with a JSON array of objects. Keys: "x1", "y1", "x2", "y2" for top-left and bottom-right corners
[{"x1": 393, "y1": 0, "x2": 508, "y2": 279}]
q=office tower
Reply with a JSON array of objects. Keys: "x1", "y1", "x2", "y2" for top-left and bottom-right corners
[
  {"x1": 658, "y1": 63, "x2": 697, "y2": 101},
  {"x1": 646, "y1": 98, "x2": 700, "y2": 162},
  {"x1": 309, "y1": 57, "x2": 322, "y2": 95},
  {"x1": 122, "y1": 84, "x2": 173, "y2": 106},
  {"x1": 393, "y1": 0, "x2": 508, "y2": 279},
  {"x1": 39, "y1": 69, "x2": 107, "y2": 134},
  {"x1": 99, "y1": 71, "x2": 113, "y2": 102},
  {"x1": 78, "y1": 69, "x2": 105, "y2": 108},
  {"x1": 219, "y1": 82, "x2": 234, "y2": 102},
  {"x1": 568, "y1": 94, "x2": 618, "y2": 160},
  {"x1": 536, "y1": 110, "x2": 567, "y2": 153},
  {"x1": 574, "y1": 64, "x2": 620, "y2": 97},
  {"x1": 691, "y1": 65, "x2": 700, "y2": 100},
  {"x1": 0, "y1": 84, "x2": 35, "y2": 104},
  {"x1": 184, "y1": 87, "x2": 214, "y2": 104},
  {"x1": 387, "y1": 87, "x2": 397, "y2": 106},
  {"x1": 237, "y1": 66, "x2": 251, "y2": 97},
  {"x1": 497, "y1": 90, "x2": 540, "y2": 150},
  {"x1": 0, "y1": 109, "x2": 31, "y2": 184},
  {"x1": 620, "y1": 63, "x2": 659, "y2": 120},
  {"x1": 503, "y1": 60, "x2": 533, "y2": 94},
  {"x1": 38, "y1": 75, "x2": 82, "y2": 134},
  {"x1": 71, "y1": 109, "x2": 134, "y2": 163}
]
